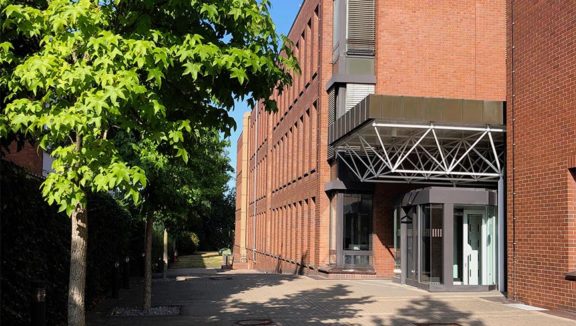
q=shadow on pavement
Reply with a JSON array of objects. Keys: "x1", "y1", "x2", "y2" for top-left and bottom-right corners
[
  {"x1": 89, "y1": 272, "x2": 486, "y2": 325},
  {"x1": 217, "y1": 283, "x2": 374, "y2": 324},
  {"x1": 370, "y1": 295, "x2": 485, "y2": 326}
]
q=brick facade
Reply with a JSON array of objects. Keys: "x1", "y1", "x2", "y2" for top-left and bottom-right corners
[
  {"x1": 235, "y1": 0, "x2": 506, "y2": 280},
  {"x1": 2, "y1": 142, "x2": 43, "y2": 176},
  {"x1": 236, "y1": 0, "x2": 328, "y2": 274},
  {"x1": 375, "y1": 0, "x2": 506, "y2": 100},
  {"x1": 372, "y1": 184, "x2": 425, "y2": 278},
  {"x1": 507, "y1": 1, "x2": 576, "y2": 311}
]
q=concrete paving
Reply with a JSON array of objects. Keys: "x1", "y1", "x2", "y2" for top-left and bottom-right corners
[{"x1": 88, "y1": 269, "x2": 576, "y2": 326}]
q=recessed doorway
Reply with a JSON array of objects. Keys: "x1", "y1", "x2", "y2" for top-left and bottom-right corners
[{"x1": 395, "y1": 187, "x2": 499, "y2": 291}]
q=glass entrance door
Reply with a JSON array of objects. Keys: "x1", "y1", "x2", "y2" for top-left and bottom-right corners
[
  {"x1": 463, "y1": 210, "x2": 484, "y2": 285},
  {"x1": 396, "y1": 200, "x2": 498, "y2": 290}
]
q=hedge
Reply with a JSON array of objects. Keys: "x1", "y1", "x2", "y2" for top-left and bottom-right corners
[{"x1": 0, "y1": 160, "x2": 143, "y2": 326}]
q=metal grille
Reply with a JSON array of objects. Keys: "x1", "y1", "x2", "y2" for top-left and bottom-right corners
[
  {"x1": 328, "y1": 88, "x2": 336, "y2": 126},
  {"x1": 235, "y1": 319, "x2": 276, "y2": 325},
  {"x1": 412, "y1": 323, "x2": 462, "y2": 326}
]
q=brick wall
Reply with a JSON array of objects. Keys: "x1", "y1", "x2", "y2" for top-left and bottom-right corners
[
  {"x1": 507, "y1": 1, "x2": 576, "y2": 311},
  {"x1": 2, "y1": 142, "x2": 43, "y2": 176},
  {"x1": 372, "y1": 184, "x2": 424, "y2": 277},
  {"x1": 233, "y1": 131, "x2": 245, "y2": 265},
  {"x1": 375, "y1": 0, "x2": 506, "y2": 101},
  {"x1": 240, "y1": 0, "x2": 329, "y2": 274}
]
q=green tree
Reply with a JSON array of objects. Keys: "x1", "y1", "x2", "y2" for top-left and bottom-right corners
[
  {"x1": 0, "y1": 0, "x2": 296, "y2": 324},
  {"x1": 197, "y1": 187, "x2": 236, "y2": 251},
  {"x1": 123, "y1": 129, "x2": 230, "y2": 310}
]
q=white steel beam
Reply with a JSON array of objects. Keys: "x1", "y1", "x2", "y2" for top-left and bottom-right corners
[{"x1": 335, "y1": 123, "x2": 505, "y2": 184}]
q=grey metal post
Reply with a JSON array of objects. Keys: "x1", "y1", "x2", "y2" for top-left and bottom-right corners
[
  {"x1": 400, "y1": 218, "x2": 407, "y2": 284},
  {"x1": 335, "y1": 193, "x2": 344, "y2": 266},
  {"x1": 417, "y1": 206, "x2": 421, "y2": 283},
  {"x1": 443, "y1": 203, "x2": 454, "y2": 287},
  {"x1": 498, "y1": 176, "x2": 505, "y2": 292}
]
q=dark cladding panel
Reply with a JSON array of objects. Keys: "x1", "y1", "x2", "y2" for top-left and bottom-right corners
[
  {"x1": 483, "y1": 101, "x2": 502, "y2": 124},
  {"x1": 331, "y1": 94, "x2": 505, "y2": 145},
  {"x1": 462, "y1": 100, "x2": 484, "y2": 123}
]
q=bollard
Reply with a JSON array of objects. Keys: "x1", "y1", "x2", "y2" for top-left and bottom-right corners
[
  {"x1": 122, "y1": 256, "x2": 130, "y2": 289},
  {"x1": 31, "y1": 281, "x2": 46, "y2": 326},
  {"x1": 140, "y1": 252, "x2": 145, "y2": 277},
  {"x1": 112, "y1": 261, "x2": 120, "y2": 298}
]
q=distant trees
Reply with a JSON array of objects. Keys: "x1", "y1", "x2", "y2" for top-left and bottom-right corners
[
  {"x1": 199, "y1": 188, "x2": 236, "y2": 251},
  {"x1": 0, "y1": 0, "x2": 296, "y2": 325},
  {"x1": 123, "y1": 130, "x2": 231, "y2": 310}
]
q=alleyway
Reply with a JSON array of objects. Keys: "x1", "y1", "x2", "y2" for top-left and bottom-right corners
[{"x1": 87, "y1": 254, "x2": 576, "y2": 326}]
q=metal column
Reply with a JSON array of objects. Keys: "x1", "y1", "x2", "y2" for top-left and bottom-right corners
[{"x1": 498, "y1": 176, "x2": 506, "y2": 292}]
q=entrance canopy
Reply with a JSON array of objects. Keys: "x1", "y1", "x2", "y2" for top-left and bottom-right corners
[{"x1": 330, "y1": 95, "x2": 505, "y2": 185}]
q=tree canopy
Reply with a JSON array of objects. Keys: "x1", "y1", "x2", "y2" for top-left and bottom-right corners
[
  {"x1": 0, "y1": 0, "x2": 296, "y2": 324},
  {"x1": 1, "y1": 0, "x2": 296, "y2": 214},
  {"x1": 127, "y1": 128, "x2": 232, "y2": 230}
]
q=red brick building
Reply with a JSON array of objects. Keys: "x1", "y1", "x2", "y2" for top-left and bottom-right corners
[
  {"x1": 506, "y1": 1, "x2": 576, "y2": 311},
  {"x1": 2, "y1": 142, "x2": 49, "y2": 177},
  {"x1": 235, "y1": 0, "x2": 509, "y2": 290}
]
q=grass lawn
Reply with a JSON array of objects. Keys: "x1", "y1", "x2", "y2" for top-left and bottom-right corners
[{"x1": 170, "y1": 251, "x2": 222, "y2": 269}]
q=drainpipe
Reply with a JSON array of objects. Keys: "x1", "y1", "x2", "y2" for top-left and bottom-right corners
[
  {"x1": 498, "y1": 176, "x2": 505, "y2": 292},
  {"x1": 252, "y1": 106, "x2": 259, "y2": 263},
  {"x1": 510, "y1": 0, "x2": 517, "y2": 301}
]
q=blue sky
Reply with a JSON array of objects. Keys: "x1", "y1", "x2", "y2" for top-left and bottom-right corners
[{"x1": 226, "y1": 1, "x2": 302, "y2": 189}]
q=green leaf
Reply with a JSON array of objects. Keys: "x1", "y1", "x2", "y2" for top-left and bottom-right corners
[
  {"x1": 231, "y1": 67, "x2": 247, "y2": 84},
  {"x1": 146, "y1": 68, "x2": 164, "y2": 86},
  {"x1": 177, "y1": 148, "x2": 189, "y2": 163},
  {"x1": 182, "y1": 62, "x2": 201, "y2": 80}
]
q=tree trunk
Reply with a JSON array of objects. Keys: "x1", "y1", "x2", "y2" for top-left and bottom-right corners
[
  {"x1": 68, "y1": 204, "x2": 88, "y2": 326},
  {"x1": 162, "y1": 229, "x2": 168, "y2": 279},
  {"x1": 143, "y1": 214, "x2": 154, "y2": 311}
]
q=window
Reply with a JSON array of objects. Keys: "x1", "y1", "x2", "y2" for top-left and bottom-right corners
[
  {"x1": 345, "y1": 83, "x2": 374, "y2": 112},
  {"x1": 394, "y1": 208, "x2": 401, "y2": 272},
  {"x1": 333, "y1": 84, "x2": 374, "y2": 120},
  {"x1": 333, "y1": 0, "x2": 340, "y2": 49},
  {"x1": 421, "y1": 204, "x2": 444, "y2": 285},
  {"x1": 329, "y1": 194, "x2": 338, "y2": 265},
  {"x1": 346, "y1": 0, "x2": 375, "y2": 55},
  {"x1": 343, "y1": 193, "x2": 372, "y2": 266}
]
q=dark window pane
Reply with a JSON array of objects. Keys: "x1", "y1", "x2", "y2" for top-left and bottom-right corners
[
  {"x1": 420, "y1": 205, "x2": 431, "y2": 283},
  {"x1": 430, "y1": 204, "x2": 444, "y2": 284},
  {"x1": 407, "y1": 207, "x2": 418, "y2": 281},
  {"x1": 453, "y1": 208, "x2": 464, "y2": 283},
  {"x1": 394, "y1": 208, "x2": 401, "y2": 270},
  {"x1": 343, "y1": 194, "x2": 372, "y2": 252}
]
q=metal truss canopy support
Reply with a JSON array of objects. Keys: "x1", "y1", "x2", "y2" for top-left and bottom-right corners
[{"x1": 335, "y1": 122, "x2": 505, "y2": 185}]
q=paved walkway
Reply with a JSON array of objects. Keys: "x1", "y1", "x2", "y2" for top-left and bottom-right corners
[{"x1": 88, "y1": 268, "x2": 576, "y2": 326}]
